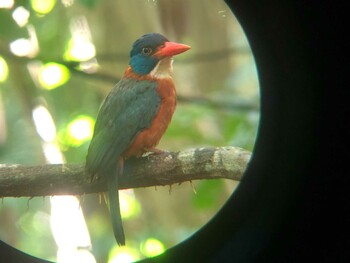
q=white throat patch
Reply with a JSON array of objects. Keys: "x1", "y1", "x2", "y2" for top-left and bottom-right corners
[{"x1": 149, "y1": 57, "x2": 174, "y2": 79}]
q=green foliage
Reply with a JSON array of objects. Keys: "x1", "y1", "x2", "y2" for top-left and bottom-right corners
[
  {"x1": 0, "y1": 10, "x2": 26, "y2": 40},
  {"x1": 78, "y1": 0, "x2": 99, "y2": 8},
  {"x1": 192, "y1": 180, "x2": 225, "y2": 210}
]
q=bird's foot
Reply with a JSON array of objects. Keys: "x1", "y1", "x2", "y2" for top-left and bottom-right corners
[
  {"x1": 143, "y1": 148, "x2": 167, "y2": 157},
  {"x1": 149, "y1": 147, "x2": 167, "y2": 154}
]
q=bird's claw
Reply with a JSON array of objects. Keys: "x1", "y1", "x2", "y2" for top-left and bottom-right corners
[{"x1": 143, "y1": 148, "x2": 168, "y2": 159}]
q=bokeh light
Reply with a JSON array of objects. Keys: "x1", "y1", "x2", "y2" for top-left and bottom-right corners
[
  {"x1": 140, "y1": 238, "x2": 165, "y2": 257},
  {"x1": 38, "y1": 62, "x2": 70, "y2": 89},
  {"x1": 12, "y1": 6, "x2": 30, "y2": 27},
  {"x1": 30, "y1": 0, "x2": 56, "y2": 15},
  {"x1": 9, "y1": 25, "x2": 39, "y2": 58},
  {"x1": 0, "y1": 56, "x2": 9, "y2": 82},
  {"x1": 51, "y1": 196, "x2": 94, "y2": 263},
  {"x1": 0, "y1": 0, "x2": 14, "y2": 8},
  {"x1": 32, "y1": 105, "x2": 56, "y2": 142},
  {"x1": 68, "y1": 116, "x2": 94, "y2": 141},
  {"x1": 108, "y1": 246, "x2": 140, "y2": 263},
  {"x1": 119, "y1": 190, "x2": 141, "y2": 220},
  {"x1": 63, "y1": 115, "x2": 94, "y2": 147},
  {"x1": 50, "y1": 196, "x2": 92, "y2": 248},
  {"x1": 64, "y1": 37, "x2": 96, "y2": 61},
  {"x1": 42, "y1": 142, "x2": 65, "y2": 164},
  {"x1": 9, "y1": 38, "x2": 33, "y2": 57}
]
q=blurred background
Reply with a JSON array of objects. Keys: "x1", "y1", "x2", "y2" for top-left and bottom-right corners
[{"x1": 0, "y1": 0, "x2": 259, "y2": 262}]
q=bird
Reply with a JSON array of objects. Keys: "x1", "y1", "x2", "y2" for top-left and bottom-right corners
[{"x1": 85, "y1": 33, "x2": 190, "y2": 245}]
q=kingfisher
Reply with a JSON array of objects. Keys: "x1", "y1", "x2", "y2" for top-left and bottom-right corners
[{"x1": 85, "y1": 33, "x2": 190, "y2": 245}]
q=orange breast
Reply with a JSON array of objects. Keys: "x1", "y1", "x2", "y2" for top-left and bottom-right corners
[{"x1": 123, "y1": 77, "x2": 176, "y2": 158}]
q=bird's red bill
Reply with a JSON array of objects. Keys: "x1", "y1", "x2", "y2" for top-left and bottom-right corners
[{"x1": 154, "y1": 41, "x2": 191, "y2": 58}]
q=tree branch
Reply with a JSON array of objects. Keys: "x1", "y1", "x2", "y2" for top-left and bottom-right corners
[{"x1": 0, "y1": 146, "x2": 250, "y2": 198}]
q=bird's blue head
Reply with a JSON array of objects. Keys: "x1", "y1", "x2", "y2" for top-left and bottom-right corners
[{"x1": 129, "y1": 33, "x2": 190, "y2": 76}]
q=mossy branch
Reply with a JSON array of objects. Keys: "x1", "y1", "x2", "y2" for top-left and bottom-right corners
[{"x1": 0, "y1": 147, "x2": 251, "y2": 197}]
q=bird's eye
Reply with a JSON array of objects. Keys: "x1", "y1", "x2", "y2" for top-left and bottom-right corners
[{"x1": 141, "y1": 47, "x2": 152, "y2": 55}]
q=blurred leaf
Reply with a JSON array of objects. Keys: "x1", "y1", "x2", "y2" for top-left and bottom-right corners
[
  {"x1": 165, "y1": 104, "x2": 215, "y2": 144},
  {"x1": 28, "y1": 5, "x2": 70, "y2": 59},
  {"x1": 0, "y1": 9, "x2": 27, "y2": 39},
  {"x1": 221, "y1": 112, "x2": 244, "y2": 141},
  {"x1": 192, "y1": 180, "x2": 224, "y2": 210},
  {"x1": 78, "y1": 0, "x2": 99, "y2": 8}
]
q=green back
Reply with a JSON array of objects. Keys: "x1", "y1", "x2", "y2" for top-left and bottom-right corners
[{"x1": 86, "y1": 78, "x2": 160, "y2": 175}]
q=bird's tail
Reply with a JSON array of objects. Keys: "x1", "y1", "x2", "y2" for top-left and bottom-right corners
[{"x1": 107, "y1": 158, "x2": 125, "y2": 246}]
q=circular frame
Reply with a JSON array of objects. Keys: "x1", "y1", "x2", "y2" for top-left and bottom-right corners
[{"x1": 0, "y1": 0, "x2": 341, "y2": 262}]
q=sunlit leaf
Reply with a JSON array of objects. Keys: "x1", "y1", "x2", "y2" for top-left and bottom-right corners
[{"x1": 0, "y1": 0, "x2": 14, "y2": 9}]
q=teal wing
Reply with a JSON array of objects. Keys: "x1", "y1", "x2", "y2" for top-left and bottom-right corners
[{"x1": 85, "y1": 78, "x2": 161, "y2": 175}]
